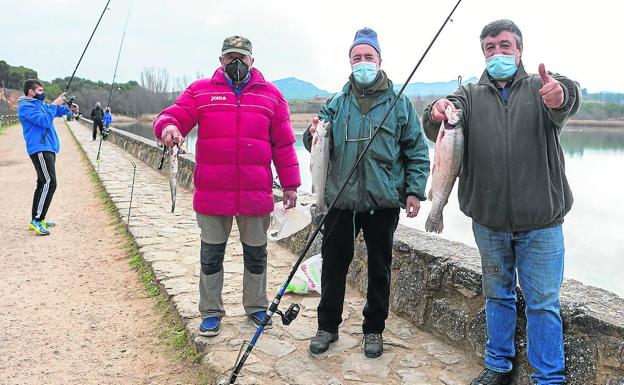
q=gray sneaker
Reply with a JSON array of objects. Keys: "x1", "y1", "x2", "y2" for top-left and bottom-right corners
[
  {"x1": 309, "y1": 330, "x2": 339, "y2": 354},
  {"x1": 363, "y1": 333, "x2": 383, "y2": 358}
]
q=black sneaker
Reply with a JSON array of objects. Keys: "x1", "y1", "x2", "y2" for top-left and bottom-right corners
[
  {"x1": 363, "y1": 333, "x2": 383, "y2": 358},
  {"x1": 470, "y1": 369, "x2": 512, "y2": 385},
  {"x1": 309, "y1": 330, "x2": 339, "y2": 354}
]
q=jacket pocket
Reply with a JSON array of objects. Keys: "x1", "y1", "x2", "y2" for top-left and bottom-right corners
[
  {"x1": 370, "y1": 124, "x2": 398, "y2": 166},
  {"x1": 548, "y1": 168, "x2": 565, "y2": 217},
  {"x1": 368, "y1": 124, "x2": 400, "y2": 206}
]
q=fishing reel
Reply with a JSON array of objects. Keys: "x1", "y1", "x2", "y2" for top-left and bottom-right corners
[
  {"x1": 66, "y1": 95, "x2": 76, "y2": 107},
  {"x1": 274, "y1": 303, "x2": 300, "y2": 325}
]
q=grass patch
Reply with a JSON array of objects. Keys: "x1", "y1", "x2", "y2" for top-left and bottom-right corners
[
  {"x1": 157, "y1": 297, "x2": 203, "y2": 362},
  {"x1": 0, "y1": 122, "x2": 19, "y2": 136},
  {"x1": 65, "y1": 121, "x2": 217, "y2": 384}
]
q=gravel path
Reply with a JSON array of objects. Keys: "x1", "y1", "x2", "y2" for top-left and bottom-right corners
[{"x1": 0, "y1": 121, "x2": 210, "y2": 385}]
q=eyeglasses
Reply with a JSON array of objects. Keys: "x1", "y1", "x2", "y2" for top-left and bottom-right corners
[{"x1": 344, "y1": 112, "x2": 374, "y2": 142}]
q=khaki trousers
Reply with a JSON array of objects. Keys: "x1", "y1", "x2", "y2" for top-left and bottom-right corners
[{"x1": 196, "y1": 213, "x2": 271, "y2": 318}]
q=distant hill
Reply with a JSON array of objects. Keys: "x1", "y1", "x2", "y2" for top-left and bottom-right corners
[
  {"x1": 395, "y1": 76, "x2": 479, "y2": 97},
  {"x1": 272, "y1": 76, "x2": 480, "y2": 100},
  {"x1": 272, "y1": 77, "x2": 332, "y2": 100}
]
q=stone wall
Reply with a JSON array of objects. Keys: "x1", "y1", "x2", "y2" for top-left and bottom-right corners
[
  {"x1": 275, "y1": 191, "x2": 624, "y2": 385},
  {"x1": 77, "y1": 119, "x2": 195, "y2": 192},
  {"x1": 82, "y1": 119, "x2": 624, "y2": 385}
]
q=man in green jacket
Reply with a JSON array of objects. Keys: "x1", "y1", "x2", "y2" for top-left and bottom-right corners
[
  {"x1": 304, "y1": 27, "x2": 430, "y2": 358},
  {"x1": 423, "y1": 20, "x2": 581, "y2": 385}
]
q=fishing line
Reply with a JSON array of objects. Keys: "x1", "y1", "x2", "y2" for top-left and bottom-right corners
[
  {"x1": 97, "y1": 0, "x2": 135, "y2": 163},
  {"x1": 227, "y1": 0, "x2": 464, "y2": 383},
  {"x1": 65, "y1": 0, "x2": 112, "y2": 92},
  {"x1": 128, "y1": 161, "x2": 137, "y2": 226},
  {"x1": 41, "y1": 0, "x2": 111, "y2": 144}
]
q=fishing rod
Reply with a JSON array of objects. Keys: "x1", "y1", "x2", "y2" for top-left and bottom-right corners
[
  {"x1": 97, "y1": 0, "x2": 134, "y2": 163},
  {"x1": 41, "y1": 0, "x2": 111, "y2": 145},
  {"x1": 65, "y1": 0, "x2": 112, "y2": 93},
  {"x1": 226, "y1": 0, "x2": 463, "y2": 383}
]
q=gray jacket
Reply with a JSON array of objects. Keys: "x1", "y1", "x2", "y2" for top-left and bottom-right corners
[{"x1": 422, "y1": 64, "x2": 581, "y2": 232}]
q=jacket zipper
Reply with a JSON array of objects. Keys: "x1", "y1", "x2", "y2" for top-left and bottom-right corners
[
  {"x1": 236, "y1": 93, "x2": 241, "y2": 214},
  {"x1": 504, "y1": 100, "x2": 513, "y2": 231},
  {"x1": 490, "y1": 82, "x2": 520, "y2": 231}
]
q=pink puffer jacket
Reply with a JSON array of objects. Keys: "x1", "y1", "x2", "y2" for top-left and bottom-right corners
[{"x1": 153, "y1": 68, "x2": 300, "y2": 216}]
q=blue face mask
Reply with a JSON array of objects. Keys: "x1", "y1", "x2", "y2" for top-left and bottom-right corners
[
  {"x1": 33, "y1": 92, "x2": 45, "y2": 101},
  {"x1": 352, "y1": 62, "x2": 378, "y2": 85},
  {"x1": 486, "y1": 54, "x2": 518, "y2": 80}
]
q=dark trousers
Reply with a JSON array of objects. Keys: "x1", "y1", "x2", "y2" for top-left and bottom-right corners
[
  {"x1": 29, "y1": 151, "x2": 57, "y2": 221},
  {"x1": 92, "y1": 119, "x2": 104, "y2": 140},
  {"x1": 317, "y1": 207, "x2": 399, "y2": 334}
]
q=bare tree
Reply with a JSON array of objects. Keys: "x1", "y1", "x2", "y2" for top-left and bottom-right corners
[{"x1": 140, "y1": 67, "x2": 171, "y2": 94}]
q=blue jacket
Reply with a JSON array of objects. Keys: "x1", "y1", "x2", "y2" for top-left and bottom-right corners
[
  {"x1": 103, "y1": 111, "x2": 112, "y2": 125},
  {"x1": 18, "y1": 97, "x2": 68, "y2": 155}
]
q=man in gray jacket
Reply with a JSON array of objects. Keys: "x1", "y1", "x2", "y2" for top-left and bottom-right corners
[{"x1": 423, "y1": 20, "x2": 580, "y2": 385}]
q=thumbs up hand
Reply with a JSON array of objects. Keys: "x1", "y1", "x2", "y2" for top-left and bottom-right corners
[{"x1": 538, "y1": 63, "x2": 564, "y2": 109}]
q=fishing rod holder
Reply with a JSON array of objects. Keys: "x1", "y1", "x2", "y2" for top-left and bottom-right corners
[{"x1": 275, "y1": 303, "x2": 300, "y2": 326}]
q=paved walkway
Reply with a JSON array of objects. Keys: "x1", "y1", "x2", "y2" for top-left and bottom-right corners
[{"x1": 67, "y1": 120, "x2": 481, "y2": 385}]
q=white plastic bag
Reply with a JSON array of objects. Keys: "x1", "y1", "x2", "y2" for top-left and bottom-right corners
[
  {"x1": 267, "y1": 202, "x2": 311, "y2": 241},
  {"x1": 286, "y1": 253, "x2": 323, "y2": 294}
]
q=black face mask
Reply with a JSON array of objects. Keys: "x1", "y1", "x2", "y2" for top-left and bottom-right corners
[
  {"x1": 225, "y1": 59, "x2": 249, "y2": 83},
  {"x1": 33, "y1": 92, "x2": 45, "y2": 101}
]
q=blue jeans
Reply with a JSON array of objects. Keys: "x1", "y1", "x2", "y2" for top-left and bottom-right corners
[{"x1": 472, "y1": 221, "x2": 565, "y2": 385}]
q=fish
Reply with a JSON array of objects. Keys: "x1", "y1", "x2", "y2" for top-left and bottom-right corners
[
  {"x1": 170, "y1": 143, "x2": 179, "y2": 213},
  {"x1": 425, "y1": 105, "x2": 464, "y2": 233},
  {"x1": 310, "y1": 119, "x2": 330, "y2": 212}
]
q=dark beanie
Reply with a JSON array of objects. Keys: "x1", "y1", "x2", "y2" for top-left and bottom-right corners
[{"x1": 350, "y1": 27, "x2": 381, "y2": 55}]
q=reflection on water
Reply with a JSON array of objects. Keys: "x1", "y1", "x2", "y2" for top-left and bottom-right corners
[
  {"x1": 561, "y1": 128, "x2": 624, "y2": 156},
  {"x1": 117, "y1": 121, "x2": 624, "y2": 297}
]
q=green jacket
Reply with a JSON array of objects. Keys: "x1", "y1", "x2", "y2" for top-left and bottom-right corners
[
  {"x1": 422, "y1": 64, "x2": 581, "y2": 232},
  {"x1": 304, "y1": 80, "x2": 430, "y2": 212}
]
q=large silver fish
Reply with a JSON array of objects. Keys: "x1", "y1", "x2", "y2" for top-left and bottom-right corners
[
  {"x1": 170, "y1": 143, "x2": 179, "y2": 213},
  {"x1": 425, "y1": 105, "x2": 464, "y2": 233},
  {"x1": 310, "y1": 119, "x2": 330, "y2": 212}
]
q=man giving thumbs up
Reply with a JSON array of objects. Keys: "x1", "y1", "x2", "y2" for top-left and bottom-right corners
[{"x1": 423, "y1": 19, "x2": 581, "y2": 385}]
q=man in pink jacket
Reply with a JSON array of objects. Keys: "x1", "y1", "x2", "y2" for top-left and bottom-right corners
[{"x1": 154, "y1": 35, "x2": 301, "y2": 336}]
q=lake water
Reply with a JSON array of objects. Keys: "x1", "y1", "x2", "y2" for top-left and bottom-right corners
[{"x1": 117, "y1": 122, "x2": 624, "y2": 297}]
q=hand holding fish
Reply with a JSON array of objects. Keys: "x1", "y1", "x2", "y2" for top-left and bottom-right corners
[
  {"x1": 161, "y1": 124, "x2": 183, "y2": 148},
  {"x1": 283, "y1": 190, "x2": 298, "y2": 209},
  {"x1": 430, "y1": 99, "x2": 454, "y2": 123},
  {"x1": 405, "y1": 195, "x2": 420, "y2": 218},
  {"x1": 538, "y1": 63, "x2": 564, "y2": 109},
  {"x1": 310, "y1": 116, "x2": 332, "y2": 133},
  {"x1": 309, "y1": 117, "x2": 320, "y2": 135}
]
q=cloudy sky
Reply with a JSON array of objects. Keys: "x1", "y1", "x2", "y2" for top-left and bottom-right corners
[{"x1": 3, "y1": 0, "x2": 623, "y2": 93}]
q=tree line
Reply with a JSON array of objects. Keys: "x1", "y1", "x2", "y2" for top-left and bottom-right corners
[
  {"x1": 1, "y1": 59, "x2": 199, "y2": 118},
  {"x1": 43, "y1": 67, "x2": 200, "y2": 118},
  {"x1": 2, "y1": 59, "x2": 624, "y2": 121}
]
